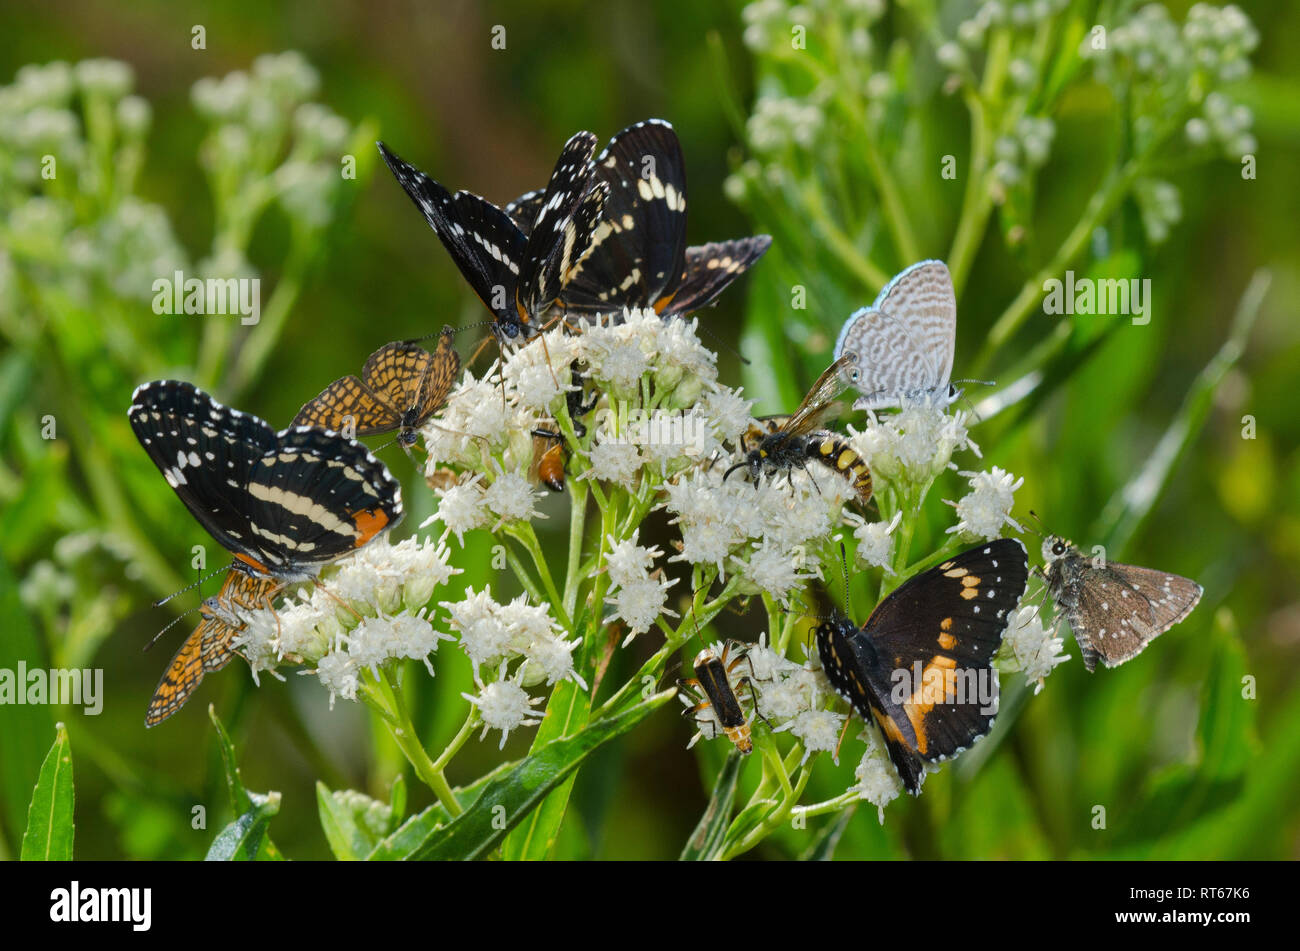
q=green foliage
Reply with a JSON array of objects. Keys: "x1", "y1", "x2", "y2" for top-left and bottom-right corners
[{"x1": 20, "y1": 722, "x2": 74, "y2": 860}]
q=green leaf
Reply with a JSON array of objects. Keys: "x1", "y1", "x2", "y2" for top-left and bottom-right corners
[
  {"x1": 680, "y1": 750, "x2": 745, "y2": 861},
  {"x1": 722, "y1": 797, "x2": 779, "y2": 851},
  {"x1": 798, "y1": 806, "x2": 855, "y2": 861},
  {"x1": 0, "y1": 560, "x2": 54, "y2": 854},
  {"x1": 500, "y1": 678, "x2": 591, "y2": 860},
  {"x1": 208, "y1": 706, "x2": 249, "y2": 815},
  {"x1": 317, "y1": 782, "x2": 393, "y2": 861},
  {"x1": 407, "y1": 689, "x2": 676, "y2": 861},
  {"x1": 1098, "y1": 269, "x2": 1270, "y2": 551},
  {"x1": 205, "y1": 791, "x2": 281, "y2": 861},
  {"x1": 366, "y1": 760, "x2": 517, "y2": 860},
  {"x1": 20, "y1": 722, "x2": 74, "y2": 861},
  {"x1": 207, "y1": 706, "x2": 282, "y2": 860}
]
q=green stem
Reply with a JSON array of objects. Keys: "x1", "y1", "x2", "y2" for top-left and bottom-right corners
[{"x1": 362, "y1": 670, "x2": 462, "y2": 817}]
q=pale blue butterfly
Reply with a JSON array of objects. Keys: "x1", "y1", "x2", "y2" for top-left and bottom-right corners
[{"x1": 834, "y1": 259, "x2": 960, "y2": 411}]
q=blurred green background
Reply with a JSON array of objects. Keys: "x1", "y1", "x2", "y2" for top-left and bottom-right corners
[{"x1": 0, "y1": 0, "x2": 1297, "y2": 859}]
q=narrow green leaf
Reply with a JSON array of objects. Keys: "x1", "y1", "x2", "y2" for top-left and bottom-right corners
[
  {"x1": 205, "y1": 791, "x2": 281, "y2": 861},
  {"x1": 388, "y1": 774, "x2": 407, "y2": 832},
  {"x1": 208, "y1": 706, "x2": 283, "y2": 860},
  {"x1": 799, "y1": 806, "x2": 856, "y2": 862},
  {"x1": 0, "y1": 559, "x2": 54, "y2": 854},
  {"x1": 408, "y1": 689, "x2": 676, "y2": 861},
  {"x1": 1098, "y1": 269, "x2": 1270, "y2": 551},
  {"x1": 208, "y1": 705, "x2": 249, "y2": 815},
  {"x1": 20, "y1": 722, "x2": 74, "y2": 861},
  {"x1": 680, "y1": 750, "x2": 745, "y2": 861},
  {"x1": 723, "y1": 798, "x2": 779, "y2": 850},
  {"x1": 501, "y1": 679, "x2": 591, "y2": 860},
  {"x1": 366, "y1": 760, "x2": 516, "y2": 860}
]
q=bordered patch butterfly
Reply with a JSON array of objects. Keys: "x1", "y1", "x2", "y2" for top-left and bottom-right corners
[
  {"x1": 1041, "y1": 535, "x2": 1202, "y2": 672},
  {"x1": 816, "y1": 538, "x2": 1028, "y2": 794},
  {"x1": 506, "y1": 118, "x2": 772, "y2": 317},
  {"x1": 725, "y1": 355, "x2": 872, "y2": 507},
  {"x1": 377, "y1": 133, "x2": 608, "y2": 343},
  {"x1": 293, "y1": 326, "x2": 461, "y2": 454},
  {"x1": 145, "y1": 568, "x2": 280, "y2": 727},
  {"x1": 130, "y1": 380, "x2": 403, "y2": 582}
]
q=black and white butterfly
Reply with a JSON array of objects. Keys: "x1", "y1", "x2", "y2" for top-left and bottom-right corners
[
  {"x1": 834, "y1": 259, "x2": 961, "y2": 411},
  {"x1": 816, "y1": 538, "x2": 1028, "y2": 794},
  {"x1": 129, "y1": 380, "x2": 403, "y2": 582},
  {"x1": 377, "y1": 132, "x2": 608, "y2": 343},
  {"x1": 1040, "y1": 535, "x2": 1203, "y2": 672},
  {"x1": 505, "y1": 119, "x2": 771, "y2": 317}
]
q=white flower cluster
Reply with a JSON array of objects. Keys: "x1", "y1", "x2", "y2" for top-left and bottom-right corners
[
  {"x1": 944, "y1": 466, "x2": 1025, "y2": 541},
  {"x1": 604, "y1": 532, "x2": 677, "y2": 645},
  {"x1": 662, "y1": 464, "x2": 849, "y2": 603},
  {"x1": 440, "y1": 585, "x2": 585, "y2": 689},
  {"x1": 423, "y1": 308, "x2": 727, "y2": 504},
  {"x1": 849, "y1": 403, "x2": 979, "y2": 489},
  {"x1": 996, "y1": 604, "x2": 1072, "y2": 694},
  {"x1": 850, "y1": 731, "x2": 902, "y2": 823},
  {"x1": 230, "y1": 536, "x2": 464, "y2": 707}
]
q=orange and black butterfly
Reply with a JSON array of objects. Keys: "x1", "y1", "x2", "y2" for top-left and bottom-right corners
[
  {"x1": 724, "y1": 355, "x2": 872, "y2": 507},
  {"x1": 145, "y1": 569, "x2": 281, "y2": 727},
  {"x1": 293, "y1": 327, "x2": 461, "y2": 454}
]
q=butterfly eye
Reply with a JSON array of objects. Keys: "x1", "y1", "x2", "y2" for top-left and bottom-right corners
[{"x1": 1052, "y1": 542, "x2": 1066, "y2": 556}]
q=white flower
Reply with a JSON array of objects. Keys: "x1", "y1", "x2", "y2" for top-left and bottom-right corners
[
  {"x1": 698, "y1": 385, "x2": 754, "y2": 443},
  {"x1": 850, "y1": 731, "x2": 902, "y2": 822},
  {"x1": 776, "y1": 708, "x2": 845, "y2": 765},
  {"x1": 607, "y1": 575, "x2": 678, "y2": 644},
  {"x1": 746, "y1": 632, "x2": 800, "y2": 683},
  {"x1": 605, "y1": 531, "x2": 662, "y2": 589},
  {"x1": 482, "y1": 465, "x2": 545, "y2": 528},
  {"x1": 423, "y1": 474, "x2": 490, "y2": 546},
  {"x1": 737, "y1": 540, "x2": 816, "y2": 604},
  {"x1": 945, "y1": 466, "x2": 1025, "y2": 540},
  {"x1": 584, "y1": 432, "x2": 642, "y2": 487},
  {"x1": 463, "y1": 664, "x2": 544, "y2": 749},
  {"x1": 849, "y1": 406, "x2": 978, "y2": 486},
  {"x1": 520, "y1": 633, "x2": 587, "y2": 690},
  {"x1": 757, "y1": 675, "x2": 814, "y2": 721},
  {"x1": 385, "y1": 610, "x2": 453, "y2": 674},
  {"x1": 999, "y1": 604, "x2": 1071, "y2": 693},
  {"x1": 316, "y1": 651, "x2": 359, "y2": 709},
  {"x1": 846, "y1": 510, "x2": 902, "y2": 569}
]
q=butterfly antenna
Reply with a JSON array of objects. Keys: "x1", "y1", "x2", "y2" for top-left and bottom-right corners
[
  {"x1": 152, "y1": 563, "x2": 230, "y2": 608},
  {"x1": 144, "y1": 606, "x2": 202, "y2": 652},
  {"x1": 1025, "y1": 509, "x2": 1047, "y2": 538},
  {"x1": 696, "y1": 324, "x2": 751, "y2": 366}
]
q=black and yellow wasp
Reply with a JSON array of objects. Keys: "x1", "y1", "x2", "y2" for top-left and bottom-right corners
[{"x1": 724, "y1": 355, "x2": 872, "y2": 507}]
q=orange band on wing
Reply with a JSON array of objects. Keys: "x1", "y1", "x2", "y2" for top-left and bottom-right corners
[{"x1": 352, "y1": 507, "x2": 391, "y2": 546}]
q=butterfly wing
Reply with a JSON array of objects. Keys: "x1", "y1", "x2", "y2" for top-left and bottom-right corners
[
  {"x1": 836, "y1": 538, "x2": 1028, "y2": 792},
  {"x1": 1061, "y1": 559, "x2": 1202, "y2": 671},
  {"x1": 248, "y1": 426, "x2": 404, "y2": 575},
  {"x1": 559, "y1": 119, "x2": 689, "y2": 313},
  {"x1": 146, "y1": 625, "x2": 207, "y2": 726},
  {"x1": 377, "y1": 142, "x2": 527, "y2": 330},
  {"x1": 505, "y1": 189, "x2": 545, "y2": 236},
  {"x1": 130, "y1": 380, "x2": 280, "y2": 560},
  {"x1": 293, "y1": 375, "x2": 399, "y2": 436},
  {"x1": 515, "y1": 131, "x2": 605, "y2": 319},
  {"x1": 834, "y1": 259, "x2": 956, "y2": 409},
  {"x1": 661, "y1": 236, "x2": 773, "y2": 315}
]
